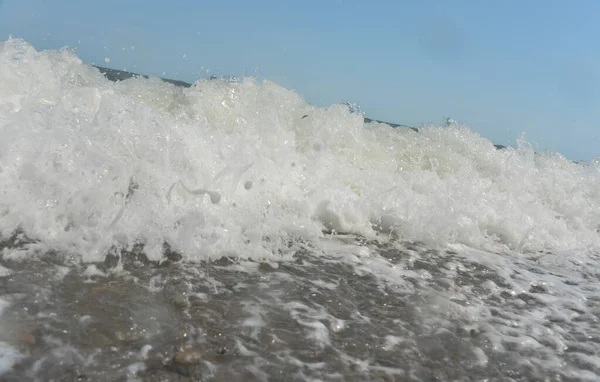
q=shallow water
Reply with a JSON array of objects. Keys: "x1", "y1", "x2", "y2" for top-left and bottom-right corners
[{"x1": 2, "y1": 234, "x2": 600, "y2": 381}]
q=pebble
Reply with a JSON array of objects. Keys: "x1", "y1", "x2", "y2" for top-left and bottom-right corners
[{"x1": 174, "y1": 346, "x2": 203, "y2": 364}]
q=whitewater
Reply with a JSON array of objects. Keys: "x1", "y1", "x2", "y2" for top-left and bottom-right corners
[{"x1": 1, "y1": 38, "x2": 600, "y2": 381}]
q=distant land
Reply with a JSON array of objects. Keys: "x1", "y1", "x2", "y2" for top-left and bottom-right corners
[{"x1": 94, "y1": 66, "x2": 506, "y2": 150}]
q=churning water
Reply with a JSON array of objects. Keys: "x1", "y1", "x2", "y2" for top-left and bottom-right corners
[{"x1": 1, "y1": 38, "x2": 600, "y2": 381}]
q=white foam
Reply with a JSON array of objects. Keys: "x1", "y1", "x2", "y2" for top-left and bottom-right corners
[
  {"x1": 82, "y1": 264, "x2": 107, "y2": 278},
  {"x1": 0, "y1": 265, "x2": 11, "y2": 277},
  {"x1": 0, "y1": 341, "x2": 23, "y2": 375},
  {"x1": 126, "y1": 362, "x2": 146, "y2": 382},
  {"x1": 240, "y1": 302, "x2": 267, "y2": 338},
  {"x1": 0, "y1": 299, "x2": 9, "y2": 316},
  {"x1": 1, "y1": 38, "x2": 599, "y2": 263},
  {"x1": 140, "y1": 344, "x2": 152, "y2": 360},
  {"x1": 382, "y1": 335, "x2": 404, "y2": 351},
  {"x1": 284, "y1": 301, "x2": 339, "y2": 349}
]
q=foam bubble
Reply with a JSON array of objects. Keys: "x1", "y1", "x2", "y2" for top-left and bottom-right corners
[
  {"x1": 0, "y1": 342, "x2": 23, "y2": 376},
  {"x1": 0, "y1": 38, "x2": 599, "y2": 263}
]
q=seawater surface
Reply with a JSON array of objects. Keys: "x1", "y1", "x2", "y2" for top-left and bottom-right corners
[{"x1": 1, "y1": 39, "x2": 600, "y2": 381}]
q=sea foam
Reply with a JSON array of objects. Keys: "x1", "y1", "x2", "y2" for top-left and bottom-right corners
[{"x1": 0, "y1": 38, "x2": 599, "y2": 262}]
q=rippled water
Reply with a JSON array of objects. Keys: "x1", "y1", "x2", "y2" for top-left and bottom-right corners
[{"x1": 2, "y1": 234, "x2": 600, "y2": 381}]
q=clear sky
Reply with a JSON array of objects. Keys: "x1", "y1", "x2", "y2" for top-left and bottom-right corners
[{"x1": 1, "y1": 0, "x2": 599, "y2": 161}]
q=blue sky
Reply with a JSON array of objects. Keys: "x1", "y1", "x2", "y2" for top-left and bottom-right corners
[{"x1": 1, "y1": 0, "x2": 599, "y2": 161}]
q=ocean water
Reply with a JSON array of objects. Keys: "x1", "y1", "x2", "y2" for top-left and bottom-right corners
[{"x1": 1, "y1": 38, "x2": 600, "y2": 381}]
